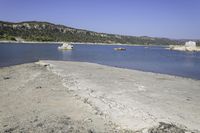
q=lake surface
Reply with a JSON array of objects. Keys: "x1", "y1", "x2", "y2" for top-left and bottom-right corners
[{"x1": 0, "y1": 43, "x2": 200, "y2": 80}]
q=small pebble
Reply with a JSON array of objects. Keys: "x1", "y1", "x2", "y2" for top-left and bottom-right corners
[
  {"x1": 36, "y1": 86, "x2": 42, "y2": 89},
  {"x1": 3, "y1": 124, "x2": 8, "y2": 127},
  {"x1": 3, "y1": 76, "x2": 10, "y2": 80}
]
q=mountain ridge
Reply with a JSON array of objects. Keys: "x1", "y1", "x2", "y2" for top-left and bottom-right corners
[{"x1": 0, "y1": 20, "x2": 198, "y2": 45}]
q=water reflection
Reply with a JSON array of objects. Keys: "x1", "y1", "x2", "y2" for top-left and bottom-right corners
[{"x1": 60, "y1": 50, "x2": 73, "y2": 60}]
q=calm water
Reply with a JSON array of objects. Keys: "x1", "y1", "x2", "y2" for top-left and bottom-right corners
[{"x1": 0, "y1": 43, "x2": 200, "y2": 80}]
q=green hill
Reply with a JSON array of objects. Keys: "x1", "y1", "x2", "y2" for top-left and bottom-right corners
[{"x1": 0, "y1": 20, "x2": 189, "y2": 45}]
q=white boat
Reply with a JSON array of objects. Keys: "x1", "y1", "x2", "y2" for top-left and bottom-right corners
[{"x1": 58, "y1": 42, "x2": 73, "y2": 50}]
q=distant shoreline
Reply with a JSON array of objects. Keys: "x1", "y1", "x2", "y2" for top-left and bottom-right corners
[
  {"x1": 0, "y1": 40, "x2": 62, "y2": 44},
  {"x1": 0, "y1": 40, "x2": 162, "y2": 46},
  {"x1": 166, "y1": 45, "x2": 200, "y2": 52}
]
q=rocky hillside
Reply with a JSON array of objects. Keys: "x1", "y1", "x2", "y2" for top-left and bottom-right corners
[{"x1": 0, "y1": 20, "x2": 190, "y2": 45}]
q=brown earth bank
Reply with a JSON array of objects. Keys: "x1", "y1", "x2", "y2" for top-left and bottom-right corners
[{"x1": 0, "y1": 61, "x2": 199, "y2": 133}]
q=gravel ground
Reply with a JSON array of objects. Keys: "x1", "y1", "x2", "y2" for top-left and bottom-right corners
[{"x1": 0, "y1": 61, "x2": 199, "y2": 133}]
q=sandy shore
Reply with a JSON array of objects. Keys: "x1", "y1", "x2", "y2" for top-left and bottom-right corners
[{"x1": 0, "y1": 61, "x2": 200, "y2": 132}]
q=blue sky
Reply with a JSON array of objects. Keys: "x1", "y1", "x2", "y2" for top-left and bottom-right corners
[{"x1": 0, "y1": 0, "x2": 200, "y2": 39}]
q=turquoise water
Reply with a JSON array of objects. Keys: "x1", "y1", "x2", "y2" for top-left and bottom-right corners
[{"x1": 0, "y1": 43, "x2": 200, "y2": 80}]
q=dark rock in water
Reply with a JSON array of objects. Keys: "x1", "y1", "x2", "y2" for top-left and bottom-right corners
[
  {"x1": 148, "y1": 122, "x2": 186, "y2": 133},
  {"x1": 114, "y1": 47, "x2": 126, "y2": 51}
]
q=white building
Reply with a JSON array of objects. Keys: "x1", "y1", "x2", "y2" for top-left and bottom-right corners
[{"x1": 185, "y1": 41, "x2": 196, "y2": 48}]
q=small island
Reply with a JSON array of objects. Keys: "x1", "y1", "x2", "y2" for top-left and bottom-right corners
[
  {"x1": 58, "y1": 42, "x2": 73, "y2": 50},
  {"x1": 169, "y1": 41, "x2": 200, "y2": 52}
]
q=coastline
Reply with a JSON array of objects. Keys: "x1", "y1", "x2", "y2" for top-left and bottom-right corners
[
  {"x1": 167, "y1": 45, "x2": 200, "y2": 52},
  {"x1": 0, "y1": 40, "x2": 162, "y2": 46},
  {"x1": 0, "y1": 40, "x2": 63, "y2": 44},
  {"x1": 1, "y1": 60, "x2": 200, "y2": 132}
]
